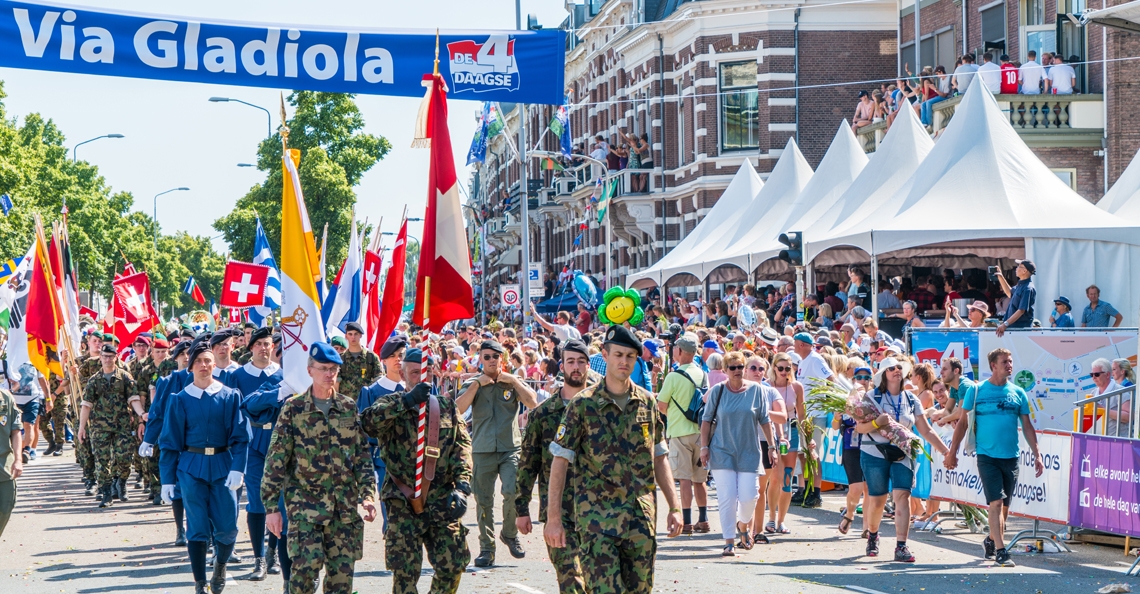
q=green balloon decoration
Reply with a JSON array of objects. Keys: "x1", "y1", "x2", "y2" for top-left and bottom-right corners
[{"x1": 597, "y1": 285, "x2": 645, "y2": 326}]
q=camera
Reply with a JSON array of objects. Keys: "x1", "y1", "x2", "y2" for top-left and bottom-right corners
[{"x1": 987, "y1": 265, "x2": 999, "y2": 282}]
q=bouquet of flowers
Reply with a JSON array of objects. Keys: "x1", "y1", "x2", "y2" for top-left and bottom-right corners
[
  {"x1": 799, "y1": 379, "x2": 857, "y2": 500},
  {"x1": 846, "y1": 388, "x2": 929, "y2": 462}
]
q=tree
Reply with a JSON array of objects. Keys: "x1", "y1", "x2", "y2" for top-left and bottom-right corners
[{"x1": 213, "y1": 92, "x2": 390, "y2": 278}]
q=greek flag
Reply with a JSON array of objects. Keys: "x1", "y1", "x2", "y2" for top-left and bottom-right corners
[{"x1": 249, "y1": 219, "x2": 281, "y2": 327}]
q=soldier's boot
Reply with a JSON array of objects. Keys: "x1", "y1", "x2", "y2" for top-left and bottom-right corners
[
  {"x1": 248, "y1": 557, "x2": 266, "y2": 581},
  {"x1": 175, "y1": 524, "x2": 187, "y2": 547},
  {"x1": 98, "y1": 485, "x2": 113, "y2": 508},
  {"x1": 210, "y1": 558, "x2": 228, "y2": 593},
  {"x1": 117, "y1": 478, "x2": 130, "y2": 502},
  {"x1": 474, "y1": 551, "x2": 495, "y2": 568},
  {"x1": 83, "y1": 479, "x2": 94, "y2": 497},
  {"x1": 500, "y1": 533, "x2": 526, "y2": 559},
  {"x1": 153, "y1": 493, "x2": 164, "y2": 506},
  {"x1": 265, "y1": 547, "x2": 279, "y2": 575},
  {"x1": 193, "y1": 581, "x2": 208, "y2": 594},
  {"x1": 134, "y1": 471, "x2": 144, "y2": 490}
]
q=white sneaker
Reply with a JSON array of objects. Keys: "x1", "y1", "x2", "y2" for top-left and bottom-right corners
[{"x1": 27, "y1": 449, "x2": 37, "y2": 461}]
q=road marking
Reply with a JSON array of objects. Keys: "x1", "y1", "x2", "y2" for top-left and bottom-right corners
[
  {"x1": 845, "y1": 587, "x2": 891, "y2": 594},
  {"x1": 508, "y1": 584, "x2": 547, "y2": 594}
]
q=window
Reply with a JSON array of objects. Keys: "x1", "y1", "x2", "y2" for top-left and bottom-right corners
[
  {"x1": 935, "y1": 29, "x2": 956, "y2": 71},
  {"x1": 719, "y1": 61, "x2": 760, "y2": 152},
  {"x1": 1021, "y1": 0, "x2": 1055, "y2": 61},
  {"x1": 1051, "y1": 168, "x2": 1077, "y2": 190},
  {"x1": 980, "y1": 4, "x2": 1007, "y2": 53},
  {"x1": 677, "y1": 96, "x2": 686, "y2": 166}
]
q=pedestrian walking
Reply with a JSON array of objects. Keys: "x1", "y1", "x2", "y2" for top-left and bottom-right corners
[
  {"x1": 546, "y1": 325, "x2": 683, "y2": 592},
  {"x1": 0, "y1": 384, "x2": 21, "y2": 538},
  {"x1": 78, "y1": 345, "x2": 145, "y2": 508},
  {"x1": 360, "y1": 347, "x2": 474, "y2": 594},
  {"x1": 655, "y1": 333, "x2": 711, "y2": 535}
]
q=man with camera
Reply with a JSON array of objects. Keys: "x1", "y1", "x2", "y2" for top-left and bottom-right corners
[{"x1": 994, "y1": 260, "x2": 1036, "y2": 337}]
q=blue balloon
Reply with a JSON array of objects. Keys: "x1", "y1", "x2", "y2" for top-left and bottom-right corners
[{"x1": 572, "y1": 273, "x2": 597, "y2": 306}]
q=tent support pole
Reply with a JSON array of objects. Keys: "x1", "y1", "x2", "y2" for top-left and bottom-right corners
[
  {"x1": 795, "y1": 266, "x2": 805, "y2": 324},
  {"x1": 703, "y1": 277, "x2": 710, "y2": 325},
  {"x1": 871, "y1": 252, "x2": 879, "y2": 319}
]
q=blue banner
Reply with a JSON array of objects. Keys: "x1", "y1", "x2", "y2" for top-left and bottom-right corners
[
  {"x1": 0, "y1": 0, "x2": 566, "y2": 104},
  {"x1": 909, "y1": 329, "x2": 981, "y2": 379},
  {"x1": 819, "y1": 413, "x2": 849, "y2": 485}
]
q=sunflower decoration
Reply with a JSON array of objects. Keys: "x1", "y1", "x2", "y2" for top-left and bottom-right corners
[{"x1": 597, "y1": 285, "x2": 645, "y2": 326}]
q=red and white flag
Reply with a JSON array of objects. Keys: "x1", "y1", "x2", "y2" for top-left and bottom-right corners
[
  {"x1": 412, "y1": 73, "x2": 474, "y2": 331},
  {"x1": 112, "y1": 271, "x2": 153, "y2": 324},
  {"x1": 362, "y1": 236, "x2": 384, "y2": 350},
  {"x1": 378, "y1": 219, "x2": 408, "y2": 345},
  {"x1": 220, "y1": 261, "x2": 270, "y2": 309}
]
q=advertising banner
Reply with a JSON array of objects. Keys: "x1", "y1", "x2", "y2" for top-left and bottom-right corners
[
  {"x1": 909, "y1": 329, "x2": 980, "y2": 379},
  {"x1": 1069, "y1": 433, "x2": 1140, "y2": 537},
  {"x1": 818, "y1": 413, "x2": 848, "y2": 485},
  {"x1": 0, "y1": 0, "x2": 566, "y2": 104},
  {"x1": 978, "y1": 329, "x2": 1138, "y2": 431}
]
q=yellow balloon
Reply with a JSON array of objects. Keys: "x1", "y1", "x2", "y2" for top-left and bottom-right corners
[{"x1": 606, "y1": 296, "x2": 636, "y2": 324}]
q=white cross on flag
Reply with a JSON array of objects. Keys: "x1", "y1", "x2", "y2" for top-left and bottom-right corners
[
  {"x1": 220, "y1": 261, "x2": 271, "y2": 309},
  {"x1": 111, "y1": 271, "x2": 153, "y2": 324}
]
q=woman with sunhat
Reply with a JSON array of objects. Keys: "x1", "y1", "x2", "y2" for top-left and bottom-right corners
[{"x1": 1049, "y1": 296, "x2": 1075, "y2": 328}]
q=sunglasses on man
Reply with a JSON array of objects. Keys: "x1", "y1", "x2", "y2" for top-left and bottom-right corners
[{"x1": 482, "y1": 354, "x2": 501, "y2": 361}]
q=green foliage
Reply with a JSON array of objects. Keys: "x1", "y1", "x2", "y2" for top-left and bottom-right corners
[
  {"x1": 0, "y1": 80, "x2": 225, "y2": 312},
  {"x1": 213, "y1": 91, "x2": 390, "y2": 278}
]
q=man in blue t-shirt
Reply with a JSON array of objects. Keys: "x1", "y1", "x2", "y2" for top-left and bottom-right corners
[{"x1": 945, "y1": 348, "x2": 1044, "y2": 568}]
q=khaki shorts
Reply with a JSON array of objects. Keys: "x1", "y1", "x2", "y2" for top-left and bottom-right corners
[{"x1": 668, "y1": 433, "x2": 708, "y2": 482}]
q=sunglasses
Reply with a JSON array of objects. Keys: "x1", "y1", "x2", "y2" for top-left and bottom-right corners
[
  {"x1": 749, "y1": 366, "x2": 766, "y2": 373},
  {"x1": 1090, "y1": 371, "x2": 1105, "y2": 378},
  {"x1": 775, "y1": 365, "x2": 791, "y2": 373},
  {"x1": 727, "y1": 365, "x2": 745, "y2": 371},
  {"x1": 886, "y1": 365, "x2": 902, "y2": 372},
  {"x1": 482, "y1": 354, "x2": 501, "y2": 361},
  {"x1": 854, "y1": 374, "x2": 873, "y2": 381}
]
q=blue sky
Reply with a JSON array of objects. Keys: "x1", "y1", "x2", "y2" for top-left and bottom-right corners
[{"x1": 0, "y1": 0, "x2": 569, "y2": 253}]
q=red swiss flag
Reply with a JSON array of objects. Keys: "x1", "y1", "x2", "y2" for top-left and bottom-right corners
[
  {"x1": 220, "y1": 261, "x2": 270, "y2": 309},
  {"x1": 112, "y1": 271, "x2": 152, "y2": 324}
]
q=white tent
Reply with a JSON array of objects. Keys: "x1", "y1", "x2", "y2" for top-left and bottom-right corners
[
  {"x1": 1081, "y1": 0, "x2": 1140, "y2": 32},
  {"x1": 691, "y1": 138, "x2": 815, "y2": 279},
  {"x1": 1096, "y1": 147, "x2": 1140, "y2": 220},
  {"x1": 626, "y1": 160, "x2": 763, "y2": 287},
  {"x1": 805, "y1": 104, "x2": 935, "y2": 266}
]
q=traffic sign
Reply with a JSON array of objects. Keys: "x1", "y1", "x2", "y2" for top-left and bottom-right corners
[
  {"x1": 500, "y1": 284, "x2": 521, "y2": 307},
  {"x1": 527, "y1": 263, "x2": 543, "y2": 293}
]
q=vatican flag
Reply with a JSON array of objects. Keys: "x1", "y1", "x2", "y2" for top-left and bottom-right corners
[{"x1": 278, "y1": 148, "x2": 326, "y2": 393}]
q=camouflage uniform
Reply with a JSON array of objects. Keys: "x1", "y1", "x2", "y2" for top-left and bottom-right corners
[
  {"x1": 156, "y1": 358, "x2": 178, "y2": 379},
  {"x1": 262, "y1": 389, "x2": 376, "y2": 594},
  {"x1": 338, "y1": 349, "x2": 381, "y2": 401},
  {"x1": 360, "y1": 389, "x2": 473, "y2": 594},
  {"x1": 231, "y1": 346, "x2": 250, "y2": 366},
  {"x1": 549, "y1": 382, "x2": 667, "y2": 594},
  {"x1": 38, "y1": 376, "x2": 71, "y2": 448},
  {"x1": 127, "y1": 357, "x2": 151, "y2": 481},
  {"x1": 134, "y1": 358, "x2": 162, "y2": 498},
  {"x1": 516, "y1": 391, "x2": 584, "y2": 593},
  {"x1": 82, "y1": 368, "x2": 139, "y2": 488},
  {"x1": 74, "y1": 355, "x2": 99, "y2": 483}
]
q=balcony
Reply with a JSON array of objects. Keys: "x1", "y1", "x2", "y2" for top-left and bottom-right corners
[{"x1": 856, "y1": 93, "x2": 1105, "y2": 152}]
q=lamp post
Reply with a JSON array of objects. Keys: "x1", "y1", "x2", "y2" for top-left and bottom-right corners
[
  {"x1": 460, "y1": 202, "x2": 488, "y2": 325},
  {"x1": 153, "y1": 187, "x2": 190, "y2": 256},
  {"x1": 208, "y1": 97, "x2": 273, "y2": 138},
  {"x1": 530, "y1": 149, "x2": 614, "y2": 291},
  {"x1": 237, "y1": 163, "x2": 256, "y2": 168},
  {"x1": 72, "y1": 134, "x2": 124, "y2": 163}
]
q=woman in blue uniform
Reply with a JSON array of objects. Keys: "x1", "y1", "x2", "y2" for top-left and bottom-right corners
[
  {"x1": 159, "y1": 342, "x2": 250, "y2": 594},
  {"x1": 140, "y1": 339, "x2": 193, "y2": 545},
  {"x1": 225, "y1": 327, "x2": 282, "y2": 580}
]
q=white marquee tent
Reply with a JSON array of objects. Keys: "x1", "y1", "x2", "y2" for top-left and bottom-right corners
[{"x1": 1096, "y1": 146, "x2": 1140, "y2": 220}]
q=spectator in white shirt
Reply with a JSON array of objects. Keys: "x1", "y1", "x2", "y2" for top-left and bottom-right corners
[
  {"x1": 1047, "y1": 54, "x2": 1077, "y2": 94},
  {"x1": 1019, "y1": 50, "x2": 1045, "y2": 94},
  {"x1": 952, "y1": 54, "x2": 979, "y2": 95},
  {"x1": 529, "y1": 304, "x2": 581, "y2": 341},
  {"x1": 976, "y1": 52, "x2": 1002, "y2": 93}
]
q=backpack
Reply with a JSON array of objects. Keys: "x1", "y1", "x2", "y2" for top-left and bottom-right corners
[{"x1": 669, "y1": 368, "x2": 708, "y2": 424}]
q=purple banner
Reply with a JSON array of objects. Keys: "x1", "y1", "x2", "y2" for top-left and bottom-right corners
[{"x1": 1068, "y1": 433, "x2": 1140, "y2": 537}]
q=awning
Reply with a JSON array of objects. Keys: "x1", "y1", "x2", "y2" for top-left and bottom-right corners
[{"x1": 1081, "y1": 0, "x2": 1140, "y2": 32}]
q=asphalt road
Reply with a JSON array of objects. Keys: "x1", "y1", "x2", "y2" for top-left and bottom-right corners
[{"x1": 1, "y1": 444, "x2": 1136, "y2": 593}]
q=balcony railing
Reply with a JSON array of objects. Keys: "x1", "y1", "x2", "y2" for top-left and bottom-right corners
[{"x1": 855, "y1": 93, "x2": 1105, "y2": 152}]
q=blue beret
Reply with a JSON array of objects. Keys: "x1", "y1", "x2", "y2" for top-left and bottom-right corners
[
  {"x1": 309, "y1": 341, "x2": 343, "y2": 365},
  {"x1": 403, "y1": 348, "x2": 423, "y2": 364}
]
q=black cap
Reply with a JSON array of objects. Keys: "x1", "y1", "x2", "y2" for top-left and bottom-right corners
[
  {"x1": 100, "y1": 344, "x2": 117, "y2": 355},
  {"x1": 858, "y1": 90, "x2": 869, "y2": 98},
  {"x1": 344, "y1": 321, "x2": 364, "y2": 335},
  {"x1": 209, "y1": 330, "x2": 234, "y2": 347},
  {"x1": 403, "y1": 347, "x2": 423, "y2": 364},
  {"x1": 188, "y1": 342, "x2": 212, "y2": 367},
  {"x1": 562, "y1": 339, "x2": 589, "y2": 359},
  {"x1": 249, "y1": 326, "x2": 272, "y2": 345},
  {"x1": 379, "y1": 337, "x2": 407, "y2": 359},
  {"x1": 179, "y1": 329, "x2": 196, "y2": 340},
  {"x1": 480, "y1": 340, "x2": 505, "y2": 354},
  {"x1": 603, "y1": 325, "x2": 643, "y2": 352},
  {"x1": 170, "y1": 341, "x2": 192, "y2": 359},
  {"x1": 243, "y1": 321, "x2": 257, "y2": 330},
  {"x1": 1017, "y1": 259, "x2": 1036, "y2": 275}
]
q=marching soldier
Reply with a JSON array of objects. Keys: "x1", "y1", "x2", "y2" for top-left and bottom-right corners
[
  {"x1": 263, "y1": 342, "x2": 377, "y2": 594},
  {"x1": 141, "y1": 339, "x2": 193, "y2": 545},
  {"x1": 230, "y1": 322, "x2": 254, "y2": 365},
  {"x1": 455, "y1": 340, "x2": 537, "y2": 566},
  {"x1": 338, "y1": 322, "x2": 381, "y2": 400},
  {"x1": 356, "y1": 335, "x2": 409, "y2": 530},
  {"x1": 136, "y1": 337, "x2": 169, "y2": 504},
  {"x1": 515, "y1": 339, "x2": 592, "y2": 593},
  {"x1": 545, "y1": 326, "x2": 684, "y2": 593},
  {"x1": 360, "y1": 347, "x2": 473, "y2": 594},
  {"x1": 78, "y1": 345, "x2": 145, "y2": 508},
  {"x1": 75, "y1": 332, "x2": 104, "y2": 494},
  {"x1": 128, "y1": 335, "x2": 152, "y2": 490},
  {"x1": 39, "y1": 374, "x2": 71, "y2": 457}
]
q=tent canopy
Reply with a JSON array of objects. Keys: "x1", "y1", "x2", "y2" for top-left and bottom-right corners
[
  {"x1": 1081, "y1": 0, "x2": 1140, "y2": 32},
  {"x1": 1097, "y1": 145, "x2": 1140, "y2": 221}
]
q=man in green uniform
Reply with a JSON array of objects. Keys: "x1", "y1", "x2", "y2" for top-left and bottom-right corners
[
  {"x1": 360, "y1": 347, "x2": 473, "y2": 594},
  {"x1": 546, "y1": 325, "x2": 683, "y2": 593},
  {"x1": 455, "y1": 340, "x2": 537, "y2": 567},
  {"x1": 263, "y1": 342, "x2": 377, "y2": 594},
  {"x1": 231, "y1": 322, "x2": 255, "y2": 365},
  {"x1": 78, "y1": 345, "x2": 145, "y2": 508},
  {"x1": 39, "y1": 374, "x2": 72, "y2": 457},
  {"x1": 75, "y1": 332, "x2": 108, "y2": 494},
  {"x1": 127, "y1": 335, "x2": 152, "y2": 489},
  {"x1": 338, "y1": 322, "x2": 381, "y2": 400},
  {"x1": 0, "y1": 383, "x2": 21, "y2": 537},
  {"x1": 515, "y1": 339, "x2": 591, "y2": 593}
]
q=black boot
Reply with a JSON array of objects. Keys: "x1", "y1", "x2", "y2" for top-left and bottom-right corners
[
  {"x1": 98, "y1": 485, "x2": 113, "y2": 508},
  {"x1": 117, "y1": 478, "x2": 130, "y2": 502},
  {"x1": 194, "y1": 581, "x2": 208, "y2": 594},
  {"x1": 134, "y1": 474, "x2": 143, "y2": 489},
  {"x1": 265, "y1": 546, "x2": 279, "y2": 575},
  {"x1": 174, "y1": 524, "x2": 187, "y2": 547},
  {"x1": 83, "y1": 479, "x2": 94, "y2": 497},
  {"x1": 248, "y1": 557, "x2": 266, "y2": 581},
  {"x1": 211, "y1": 561, "x2": 227, "y2": 593}
]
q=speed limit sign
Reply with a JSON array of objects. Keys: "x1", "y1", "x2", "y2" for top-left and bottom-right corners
[{"x1": 499, "y1": 284, "x2": 521, "y2": 307}]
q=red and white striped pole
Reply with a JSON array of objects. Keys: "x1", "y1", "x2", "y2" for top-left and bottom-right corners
[{"x1": 414, "y1": 399, "x2": 427, "y2": 500}]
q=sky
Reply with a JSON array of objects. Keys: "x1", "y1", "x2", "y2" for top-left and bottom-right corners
[{"x1": 0, "y1": 0, "x2": 571, "y2": 254}]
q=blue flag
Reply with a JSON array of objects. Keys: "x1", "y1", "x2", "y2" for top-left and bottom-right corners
[
  {"x1": 0, "y1": 194, "x2": 12, "y2": 216},
  {"x1": 249, "y1": 219, "x2": 281, "y2": 327},
  {"x1": 466, "y1": 114, "x2": 488, "y2": 165}
]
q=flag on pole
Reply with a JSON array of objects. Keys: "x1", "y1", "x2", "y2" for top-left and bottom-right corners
[
  {"x1": 322, "y1": 217, "x2": 362, "y2": 334},
  {"x1": 378, "y1": 218, "x2": 408, "y2": 343},
  {"x1": 112, "y1": 270, "x2": 159, "y2": 349},
  {"x1": 183, "y1": 276, "x2": 206, "y2": 305},
  {"x1": 466, "y1": 107, "x2": 489, "y2": 165},
  {"x1": 316, "y1": 223, "x2": 329, "y2": 307},
  {"x1": 596, "y1": 178, "x2": 617, "y2": 223},
  {"x1": 52, "y1": 225, "x2": 81, "y2": 354},
  {"x1": 540, "y1": 157, "x2": 564, "y2": 171},
  {"x1": 279, "y1": 140, "x2": 326, "y2": 394},
  {"x1": 412, "y1": 72, "x2": 475, "y2": 332},
  {"x1": 361, "y1": 227, "x2": 384, "y2": 350},
  {"x1": 550, "y1": 102, "x2": 572, "y2": 157},
  {"x1": 485, "y1": 102, "x2": 505, "y2": 137},
  {"x1": 0, "y1": 194, "x2": 12, "y2": 216},
  {"x1": 250, "y1": 218, "x2": 281, "y2": 328}
]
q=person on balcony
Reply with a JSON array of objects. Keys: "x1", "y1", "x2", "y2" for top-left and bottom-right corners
[
  {"x1": 920, "y1": 66, "x2": 951, "y2": 126},
  {"x1": 851, "y1": 91, "x2": 875, "y2": 131},
  {"x1": 1047, "y1": 55, "x2": 1077, "y2": 95},
  {"x1": 977, "y1": 52, "x2": 1002, "y2": 93},
  {"x1": 1019, "y1": 50, "x2": 1046, "y2": 94}
]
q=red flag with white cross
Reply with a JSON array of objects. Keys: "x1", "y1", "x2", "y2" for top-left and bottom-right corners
[
  {"x1": 220, "y1": 261, "x2": 270, "y2": 309},
  {"x1": 112, "y1": 271, "x2": 152, "y2": 324}
]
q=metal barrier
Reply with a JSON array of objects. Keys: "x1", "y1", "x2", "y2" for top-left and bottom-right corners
[{"x1": 1072, "y1": 384, "x2": 1138, "y2": 440}]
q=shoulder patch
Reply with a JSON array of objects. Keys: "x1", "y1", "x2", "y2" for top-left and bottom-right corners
[{"x1": 556, "y1": 424, "x2": 567, "y2": 440}]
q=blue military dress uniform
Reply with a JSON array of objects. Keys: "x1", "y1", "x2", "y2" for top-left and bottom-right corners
[
  {"x1": 241, "y1": 374, "x2": 294, "y2": 582},
  {"x1": 226, "y1": 362, "x2": 282, "y2": 516}
]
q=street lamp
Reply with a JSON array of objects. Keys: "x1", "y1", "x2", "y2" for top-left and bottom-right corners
[
  {"x1": 153, "y1": 187, "x2": 190, "y2": 256},
  {"x1": 208, "y1": 97, "x2": 272, "y2": 138},
  {"x1": 237, "y1": 163, "x2": 256, "y2": 168},
  {"x1": 530, "y1": 149, "x2": 614, "y2": 290},
  {"x1": 72, "y1": 133, "x2": 125, "y2": 162}
]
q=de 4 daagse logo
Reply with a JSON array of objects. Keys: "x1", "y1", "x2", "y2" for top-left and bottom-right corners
[{"x1": 447, "y1": 35, "x2": 520, "y2": 94}]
